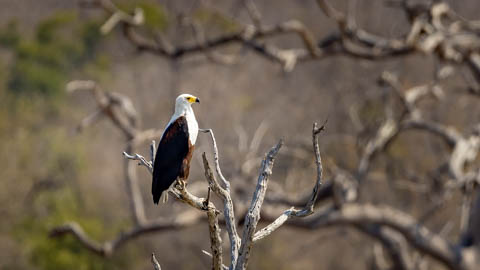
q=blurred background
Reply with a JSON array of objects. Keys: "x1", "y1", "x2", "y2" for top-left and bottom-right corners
[{"x1": 1, "y1": 0, "x2": 480, "y2": 269}]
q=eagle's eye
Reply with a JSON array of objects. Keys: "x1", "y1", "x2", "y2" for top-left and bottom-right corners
[{"x1": 186, "y1": 97, "x2": 191, "y2": 102}]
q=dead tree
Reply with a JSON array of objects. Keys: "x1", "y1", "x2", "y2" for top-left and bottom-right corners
[{"x1": 50, "y1": 81, "x2": 325, "y2": 270}]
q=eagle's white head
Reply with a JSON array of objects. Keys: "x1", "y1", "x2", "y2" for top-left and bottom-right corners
[
  {"x1": 174, "y1": 93, "x2": 200, "y2": 116},
  {"x1": 176, "y1": 93, "x2": 199, "y2": 107}
]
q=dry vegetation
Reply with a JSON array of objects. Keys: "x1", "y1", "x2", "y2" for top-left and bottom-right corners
[{"x1": 1, "y1": 0, "x2": 480, "y2": 269}]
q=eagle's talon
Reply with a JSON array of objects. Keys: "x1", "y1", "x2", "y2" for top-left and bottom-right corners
[
  {"x1": 175, "y1": 179, "x2": 186, "y2": 190},
  {"x1": 202, "y1": 200, "x2": 209, "y2": 211}
]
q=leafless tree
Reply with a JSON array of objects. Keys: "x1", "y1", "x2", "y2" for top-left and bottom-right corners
[{"x1": 51, "y1": 80, "x2": 325, "y2": 270}]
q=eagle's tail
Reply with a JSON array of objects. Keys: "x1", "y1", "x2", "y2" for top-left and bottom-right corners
[{"x1": 160, "y1": 191, "x2": 169, "y2": 203}]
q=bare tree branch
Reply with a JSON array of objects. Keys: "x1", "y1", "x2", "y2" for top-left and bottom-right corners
[
  {"x1": 236, "y1": 140, "x2": 283, "y2": 270},
  {"x1": 202, "y1": 250, "x2": 229, "y2": 270},
  {"x1": 151, "y1": 252, "x2": 162, "y2": 270},
  {"x1": 295, "y1": 204, "x2": 464, "y2": 270},
  {"x1": 206, "y1": 208, "x2": 223, "y2": 270},
  {"x1": 360, "y1": 225, "x2": 414, "y2": 270},
  {"x1": 49, "y1": 215, "x2": 202, "y2": 257},
  {"x1": 201, "y1": 129, "x2": 241, "y2": 267},
  {"x1": 123, "y1": 150, "x2": 153, "y2": 173},
  {"x1": 253, "y1": 122, "x2": 325, "y2": 242}
]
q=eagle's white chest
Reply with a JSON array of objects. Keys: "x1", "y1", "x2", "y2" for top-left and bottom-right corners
[
  {"x1": 166, "y1": 104, "x2": 199, "y2": 145},
  {"x1": 185, "y1": 110, "x2": 198, "y2": 145}
]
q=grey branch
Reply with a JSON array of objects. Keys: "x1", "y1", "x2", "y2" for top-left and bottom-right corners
[
  {"x1": 100, "y1": 6, "x2": 143, "y2": 34},
  {"x1": 200, "y1": 129, "x2": 231, "y2": 191},
  {"x1": 151, "y1": 253, "x2": 161, "y2": 270},
  {"x1": 236, "y1": 140, "x2": 283, "y2": 270},
  {"x1": 202, "y1": 250, "x2": 229, "y2": 270},
  {"x1": 49, "y1": 216, "x2": 202, "y2": 257},
  {"x1": 253, "y1": 122, "x2": 325, "y2": 242},
  {"x1": 200, "y1": 128, "x2": 241, "y2": 268},
  {"x1": 207, "y1": 209, "x2": 223, "y2": 270},
  {"x1": 360, "y1": 225, "x2": 414, "y2": 270},
  {"x1": 83, "y1": 0, "x2": 321, "y2": 72},
  {"x1": 123, "y1": 151, "x2": 153, "y2": 173},
  {"x1": 295, "y1": 204, "x2": 464, "y2": 270},
  {"x1": 66, "y1": 80, "x2": 138, "y2": 139},
  {"x1": 203, "y1": 153, "x2": 240, "y2": 268},
  {"x1": 81, "y1": 0, "x2": 480, "y2": 82}
]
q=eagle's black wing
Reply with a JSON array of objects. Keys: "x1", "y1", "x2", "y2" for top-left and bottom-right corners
[{"x1": 152, "y1": 116, "x2": 189, "y2": 204}]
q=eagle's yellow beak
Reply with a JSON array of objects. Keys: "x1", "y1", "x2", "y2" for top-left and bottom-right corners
[{"x1": 186, "y1": 96, "x2": 200, "y2": 104}]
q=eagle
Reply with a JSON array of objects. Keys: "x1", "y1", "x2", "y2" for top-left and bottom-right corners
[{"x1": 152, "y1": 94, "x2": 200, "y2": 204}]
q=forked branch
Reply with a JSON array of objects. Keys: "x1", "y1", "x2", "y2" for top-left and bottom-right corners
[{"x1": 253, "y1": 122, "x2": 325, "y2": 242}]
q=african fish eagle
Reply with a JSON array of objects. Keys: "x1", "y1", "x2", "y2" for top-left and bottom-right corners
[{"x1": 152, "y1": 94, "x2": 200, "y2": 204}]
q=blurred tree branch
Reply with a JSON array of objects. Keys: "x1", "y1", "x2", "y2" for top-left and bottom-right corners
[{"x1": 80, "y1": 0, "x2": 480, "y2": 79}]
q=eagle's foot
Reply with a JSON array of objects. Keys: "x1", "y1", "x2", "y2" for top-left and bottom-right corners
[
  {"x1": 175, "y1": 179, "x2": 186, "y2": 190},
  {"x1": 202, "y1": 200, "x2": 209, "y2": 210},
  {"x1": 202, "y1": 186, "x2": 211, "y2": 211}
]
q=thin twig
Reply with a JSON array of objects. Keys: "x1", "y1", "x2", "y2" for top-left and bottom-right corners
[
  {"x1": 151, "y1": 253, "x2": 162, "y2": 270},
  {"x1": 123, "y1": 151, "x2": 153, "y2": 173}
]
